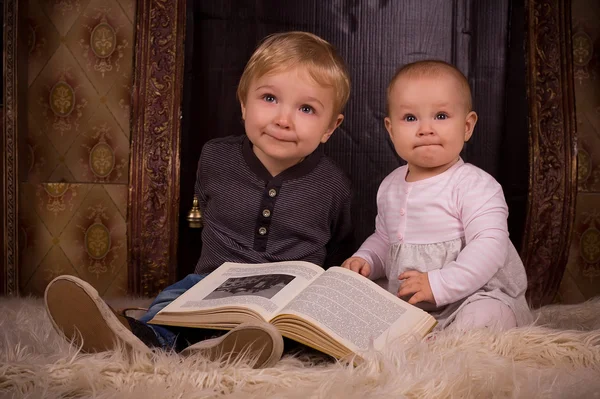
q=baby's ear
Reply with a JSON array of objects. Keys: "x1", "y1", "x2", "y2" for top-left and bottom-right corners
[
  {"x1": 384, "y1": 116, "x2": 393, "y2": 135},
  {"x1": 464, "y1": 111, "x2": 478, "y2": 141}
]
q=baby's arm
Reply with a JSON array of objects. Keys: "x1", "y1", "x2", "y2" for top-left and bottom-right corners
[
  {"x1": 398, "y1": 270, "x2": 434, "y2": 304},
  {"x1": 341, "y1": 256, "x2": 371, "y2": 276},
  {"x1": 346, "y1": 177, "x2": 395, "y2": 279},
  {"x1": 351, "y1": 223, "x2": 389, "y2": 279},
  {"x1": 427, "y1": 172, "x2": 510, "y2": 307}
]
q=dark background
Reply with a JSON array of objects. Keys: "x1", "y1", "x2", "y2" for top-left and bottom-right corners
[{"x1": 177, "y1": 0, "x2": 529, "y2": 279}]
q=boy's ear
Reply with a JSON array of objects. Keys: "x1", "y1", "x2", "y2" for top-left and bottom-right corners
[
  {"x1": 240, "y1": 102, "x2": 246, "y2": 120},
  {"x1": 320, "y1": 114, "x2": 344, "y2": 143},
  {"x1": 464, "y1": 111, "x2": 478, "y2": 142}
]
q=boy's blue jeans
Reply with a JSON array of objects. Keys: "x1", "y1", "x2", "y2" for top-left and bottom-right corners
[{"x1": 138, "y1": 273, "x2": 208, "y2": 349}]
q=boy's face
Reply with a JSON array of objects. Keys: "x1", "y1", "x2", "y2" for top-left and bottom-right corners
[
  {"x1": 240, "y1": 67, "x2": 343, "y2": 176},
  {"x1": 384, "y1": 74, "x2": 477, "y2": 181}
]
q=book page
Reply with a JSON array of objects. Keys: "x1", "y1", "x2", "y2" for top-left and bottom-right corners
[
  {"x1": 277, "y1": 267, "x2": 435, "y2": 353},
  {"x1": 154, "y1": 261, "x2": 324, "y2": 321}
]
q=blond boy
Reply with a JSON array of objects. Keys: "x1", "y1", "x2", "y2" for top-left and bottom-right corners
[{"x1": 45, "y1": 31, "x2": 354, "y2": 368}]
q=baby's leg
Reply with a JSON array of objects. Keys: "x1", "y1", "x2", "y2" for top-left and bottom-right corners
[{"x1": 450, "y1": 298, "x2": 516, "y2": 332}]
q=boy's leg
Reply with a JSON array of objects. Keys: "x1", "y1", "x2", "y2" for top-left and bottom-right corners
[
  {"x1": 45, "y1": 274, "x2": 284, "y2": 368},
  {"x1": 450, "y1": 298, "x2": 517, "y2": 332},
  {"x1": 138, "y1": 274, "x2": 206, "y2": 349},
  {"x1": 140, "y1": 274, "x2": 284, "y2": 367},
  {"x1": 44, "y1": 274, "x2": 204, "y2": 353},
  {"x1": 181, "y1": 322, "x2": 284, "y2": 368}
]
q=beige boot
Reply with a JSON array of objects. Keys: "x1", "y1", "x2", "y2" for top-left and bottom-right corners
[
  {"x1": 181, "y1": 322, "x2": 284, "y2": 368},
  {"x1": 44, "y1": 275, "x2": 153, "y2": 354}
]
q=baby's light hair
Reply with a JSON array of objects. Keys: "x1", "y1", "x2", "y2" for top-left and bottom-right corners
[
  {"x1": 237, "y1": 31, "x2": 351, "y2": 116},
  {"x1": 387, "y1": 60, "x2": 473, "y2": 113}
]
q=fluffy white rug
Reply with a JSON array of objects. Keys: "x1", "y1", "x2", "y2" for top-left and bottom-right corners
[{"x1": 1, "y1": 296, "x2": 600, "y2": 399}]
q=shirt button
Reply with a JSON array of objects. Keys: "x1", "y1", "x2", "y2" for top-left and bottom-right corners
[
  {"x1": 262, "y1": 209, "x2": 271, "y2": 218},
  {"x1": 258, "y1": 227, "x2": 268, "y2": 235},
  {"x1": 404, "y1": 188, "x2": 410, "y2": 194},
  {"x1": 399, "y1": 208, "x2": 406, "y2": 216},
  {"x1": 268, "y1": 189, "x2": 277, "y2": 197},
  {"x1": 397, "y1": 233, "x2": 403, "y2": 241}
]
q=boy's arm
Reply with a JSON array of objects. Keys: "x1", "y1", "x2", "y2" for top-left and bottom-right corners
[
  {"x1": 193, "y1": 146, "x2": 209, "y2": 213},
  {"x1": 427, "y1": 173, "x2": 509, "y2": 307},
  {"x1": 324, "y1": 186, "x2": 355, "y2": 268}
]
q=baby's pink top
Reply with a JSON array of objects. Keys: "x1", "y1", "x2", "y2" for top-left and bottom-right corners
[{"x1": 354, "y1": 158, "x2": 510, "y2": 306}]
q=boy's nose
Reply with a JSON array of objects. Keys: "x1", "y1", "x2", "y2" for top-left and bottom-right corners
[
  {"x1": 275, "y1": 109, "x2": 292, "y2": 129},
  {"x1": 275, "y1": 118, "x2": 290, "y2": 129}
]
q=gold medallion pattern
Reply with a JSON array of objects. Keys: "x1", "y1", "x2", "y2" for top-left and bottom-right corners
[
  {"x1": 85, "y1": 222, "x2": 111, "y2": 259},
  {"x1": 89, "y1": 141, "x2": 115, "y2": 177},
  {"x1": 91, "y1": 22, "x2": 116, "y2": 59},
  {"x1": 49, "y1": 81, "x2": 75, "y2": 117},
  {"x1": 580, "y1": 228, "x2": 600, "y2": 264},
  {"x1": 572, "y1": 31, "x2": 593, "y2": 67},
  {"x1": 18, "y1": 0, "x2": 135, "y2": 296},
  {"x1": 577, "y1": 149, "x2": 591, "y2": 184},
  {"x1": 43, "y1": 182, "x2": 69, "y2": 197}
]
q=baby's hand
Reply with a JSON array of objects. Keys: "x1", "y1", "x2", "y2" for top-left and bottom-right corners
[
  {"x1": 398, "y1": 270, "x2": 435, "y2": 305},
  {"x1": 341, "y1": 257, "x2": 371, "y2": 277}
]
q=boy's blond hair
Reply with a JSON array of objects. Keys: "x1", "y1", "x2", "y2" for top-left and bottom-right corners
[
  {"x1": 237, "y1": 31, "x2": 351, "y2": 116},
  {"x1": 387, "y1": 60, "x2": 473, "y2": 113}
]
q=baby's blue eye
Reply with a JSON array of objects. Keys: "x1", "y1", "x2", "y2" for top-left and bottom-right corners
[
  {"x1": 435, "y1": 113, "x2": 448, "y2": 120},
  {"x1": 300, "y1": 105, "x2": 314, "y2": 114},
  {"x1": 404, "y1": 115, "x2": 416, "y2": 122},
  {"x1": 263, "y1": 94, "x2": 276, "y2": 103}
]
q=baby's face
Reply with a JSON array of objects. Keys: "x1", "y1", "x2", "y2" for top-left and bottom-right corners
[
  {"x1": 240, "y1": 66, "x2": 343, "y2": 176},
  {"x1": 385, "y1": 74, "x2": 477, "y2": 181}
]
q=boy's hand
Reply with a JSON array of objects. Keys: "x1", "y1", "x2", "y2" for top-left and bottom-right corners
[
  {"x1": 398, "y1": 270, "x2": 435, "y2": 305},
  {"x1": 341, "y1": 257, "x2": 371, "y2": 277}
]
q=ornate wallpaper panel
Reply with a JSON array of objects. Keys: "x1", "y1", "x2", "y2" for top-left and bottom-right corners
[
  {"x1": 20, "y1": 0, "x2": 135, "y2": 297},
  {"x1": 558, "y1": 0, "x2": 600, "y2": 303}
]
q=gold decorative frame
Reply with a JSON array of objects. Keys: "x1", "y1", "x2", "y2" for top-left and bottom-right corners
[
  {"x1": 2, "y1": 0, "x2": 577, "y2": 304},
  {"x1": 126, "y1": 0, "x2": 577, "y2": 305},
  {"x1": 2, "y1": 0, "x2": 23, "y2": 296},
  {"x1": 127, "y1": 0, "x2": 186, "y2": 295},
  {"x1": 522, "y1": 0, "x2": 577, "y2": 307}
]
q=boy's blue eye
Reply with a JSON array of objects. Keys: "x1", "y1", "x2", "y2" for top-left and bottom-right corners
[
  {"x1": 404, "y1": 114, "x2": 416, "y2": 122},
  {"x1": 263, "y1": 94, "x2": 276, "y2": 103},
  {"x1": 435, "y1": 113, "x2": 448, "y2": 120},
  {"x1": 300, "y1": 105, "x2": 314, "y2": 114}
]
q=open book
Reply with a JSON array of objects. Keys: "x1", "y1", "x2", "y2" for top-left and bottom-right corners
[{"x1": 148, "y1": 261, "x2": 437, "y2": 360}]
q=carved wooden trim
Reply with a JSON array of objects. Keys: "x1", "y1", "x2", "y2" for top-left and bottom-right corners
[
  {"x1": 128, "y1": 1, "x2": 578, "y2": 304},
  {"x1": 522, "y1": 0, "x2": 577, "y2": 307},
  {"x1": 128, "y1": 0, "x2": 186, "y2": 296},
  {"x1": 2, "y1": 0, "x2": 20, "y2": 296}
]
